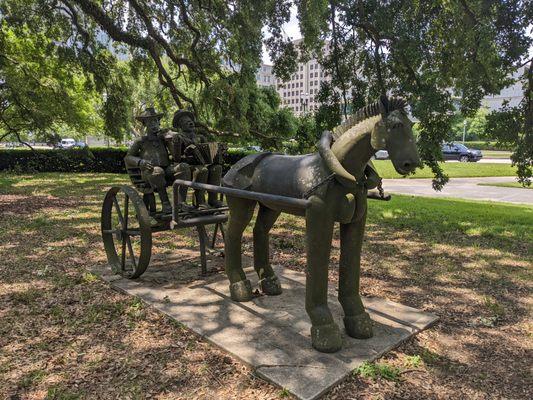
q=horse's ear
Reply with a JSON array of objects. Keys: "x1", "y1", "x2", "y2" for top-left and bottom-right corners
[{"x1": 378, "y1": 95, "x2": 389, "y2": 117}]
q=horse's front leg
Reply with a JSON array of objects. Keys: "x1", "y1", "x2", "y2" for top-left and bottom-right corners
[
  {"x1": 225, "y1": 196, "x2": 256, "y2": 302},
  {"x1": 338, "y1": 205, "x2": 373, "y2": 339},
  {"x1": 305, "y1": 198, "x2": 342, "y2": 352}
]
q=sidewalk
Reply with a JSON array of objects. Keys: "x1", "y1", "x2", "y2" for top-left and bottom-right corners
[{"x1": 383, "y1": 176, "x2": 532, "y2": 205}]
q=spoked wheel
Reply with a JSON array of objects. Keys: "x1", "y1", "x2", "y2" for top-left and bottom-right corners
[{"x1": 101, "y1": 186, "x2": 152, "y2": 278}]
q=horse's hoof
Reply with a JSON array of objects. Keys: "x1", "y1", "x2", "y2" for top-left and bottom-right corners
[
  {"x1": 344, "y1": 312, "x2": 373, "y2": 339},
  {"x1": 229, "y1": 279, "x2": 253, "y2": 302},
  {"x1": 259, "y1": 275, "x2": 282, "y2": 295},
  {"x1": 311, "y1": 323, "x2": 342, "y2": 353}
]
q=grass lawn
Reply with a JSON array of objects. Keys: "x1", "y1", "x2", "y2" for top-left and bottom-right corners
[
  {"x1": 373, "y1": 160, "x2": 517, "y2": 179},
  {"x1": 1, "y1": 172, "x2": 531, "y2": 399},
  {"x1": 478, "y1": 182, "x2": 532, "y2": 190}
]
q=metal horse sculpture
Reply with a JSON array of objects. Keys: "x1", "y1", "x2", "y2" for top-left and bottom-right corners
[{"x1": 222, "y1": 96, "x2": 420, "y2": 352}]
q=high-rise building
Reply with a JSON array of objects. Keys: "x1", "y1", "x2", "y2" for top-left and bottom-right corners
[
  {"x1": 255, "y1": 40, "x2": 332, "y2": 116},
  {"x1": 481, "y1": 66, "x2": 525, "y2": 111},
  {"x1": 256, "y1": 64, "x2": 276, "y2": 87},
  {"x1": 275, "y1": 40, "x2": 332, "y2": 116}
]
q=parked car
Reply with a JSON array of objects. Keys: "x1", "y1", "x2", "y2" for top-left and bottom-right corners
[
  {"x1": 374, "y1": 150, "x2": 389, "y2": 160},
  {"x1": 56, "y1": 138, "x2": 76, "y2": 149},
  {"x1": 442, "y1": 143, "x2": 482, "y2": 162}
]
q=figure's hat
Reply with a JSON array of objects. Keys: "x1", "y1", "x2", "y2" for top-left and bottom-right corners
[
  {"x1": 172, "y1": 109, "x2": 195, "y2": 128},
  {"x1": 136, "y1": 107, "x2": 163, "y2": 122}
]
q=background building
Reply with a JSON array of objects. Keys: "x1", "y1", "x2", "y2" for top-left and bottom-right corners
[
  {"x1": 255, "y1": 64, "x2": 276, "y2": 87},
  {"x1": 256, "y1": 40, "x2": 332, "y2": 116},
  {"x1": 481, "y1": 66, "x2": 525, "y2": 111},
  {"x1": 257, "y1": 41, "x2": 525, "y2": 117}
]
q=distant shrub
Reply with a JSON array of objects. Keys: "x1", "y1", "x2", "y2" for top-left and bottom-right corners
[
  {"x1": 0, "y1": 147, "x2": 254, "y2": 173},
  {"x1": 0, "y1": 148, "x2": 127, "y2": 173},
  {"x1": 464, "y1": 141, "x2": 513, "y2": 151}
]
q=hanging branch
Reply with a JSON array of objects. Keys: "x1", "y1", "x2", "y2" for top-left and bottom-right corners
[
  {"x1": 329, "y1": 0, "x2": 349, "y2": 118},
  {"x1": 69, "y1": 0, "x2": 198, "y2": 111}
]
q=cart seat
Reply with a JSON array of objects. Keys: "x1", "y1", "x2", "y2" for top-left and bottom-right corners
[{"x1": 125, "y1": 165, "x2": 154, "y2": 194}]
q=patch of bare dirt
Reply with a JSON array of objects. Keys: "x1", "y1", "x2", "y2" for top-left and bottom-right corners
[
  {"x1": 0, "y1": 187, "x2": 531, "y2": 400},
  {"x1": 0, "y1": 194, "x2": 79, "y2": 216}
]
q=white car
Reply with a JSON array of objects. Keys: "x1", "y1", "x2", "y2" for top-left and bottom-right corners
[
  {"x1": 58, "y1": 138, "x2": 76, "y2": 149},
  {"x1": 374, "y1": 150, "x2": 389, "y2": 160}
]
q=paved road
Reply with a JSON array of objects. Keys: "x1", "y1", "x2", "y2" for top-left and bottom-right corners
[{"x1": 383, "y1": 176, "x2": 532, "y2": 205}]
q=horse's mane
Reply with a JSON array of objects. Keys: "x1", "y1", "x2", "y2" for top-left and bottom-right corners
[{"x1": 332, "y1": 96, "x2": 407, "y2": 140}]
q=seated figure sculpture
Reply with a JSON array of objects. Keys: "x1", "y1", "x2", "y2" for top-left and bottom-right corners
[
  {"x1": 172, "y1": 110, "x2": 224, "y2": 209},
  {"x1": 124, "y1": 107, "x2": 193, "y2": 213}
]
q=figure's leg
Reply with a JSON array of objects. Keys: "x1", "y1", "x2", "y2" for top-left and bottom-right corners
[
  {"x1": 143, "y1": 167, "x2": 171, "y2": 213},
  {"x1": 192, "y1": 165, "x2": 208, "y2": 209},
  {"x1": 170, "y1": 163, "x2": 194, "y2": 212},
  {"x1": 338, "y1": 205, "x2": 373, "y2": 339},
  {"x1": 253, "y1": 205, "x2": 282, "y2": 295},
  {"x1": 207, "y1": 164, "x2": 224, "y2": 208},
  {"x1": 305, "y1": 198, "x2": 341, "y2": 352},
  {"x1": 225, "y1": 196, "x2": 256, "y2": 302}
]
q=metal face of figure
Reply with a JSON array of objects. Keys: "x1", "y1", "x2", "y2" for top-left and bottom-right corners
[
  {"x1": 172, "y1": 110, "x2": 224, "y2": 209},
  {"x1": 125, "y1": 107, "x2": 192, "y2": 213}
]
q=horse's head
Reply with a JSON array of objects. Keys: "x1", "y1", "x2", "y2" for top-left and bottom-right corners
[{"x1": 371, "y1": 97, "x2": 420, "y2": 175}]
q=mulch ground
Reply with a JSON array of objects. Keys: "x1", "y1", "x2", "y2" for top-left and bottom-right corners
[{"x1": 0, "y1": 173, "x2": 531, "y2": 400}]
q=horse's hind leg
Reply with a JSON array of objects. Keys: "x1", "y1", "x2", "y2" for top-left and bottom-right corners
[
  {"x1": 253, "y1": 205, "x2": 282, "y2": 295},
  {"x1": 225, "y1": 196, "x2": 256, "y2": 302}
]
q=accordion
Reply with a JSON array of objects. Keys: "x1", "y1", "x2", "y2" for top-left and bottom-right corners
[{"x1": 183, "y1": 142, "x2": 226, "y2": 165}]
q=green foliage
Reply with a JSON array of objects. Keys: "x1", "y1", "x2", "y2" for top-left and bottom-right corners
[
  {"x1": 354, "y1": 361, "x2": 401, "y2": 382},
  {"x1": 485, "y1": 65, "x2": 532, "y2": 185},
  {"x1": 404, "y1": 355, "x2": 422, "y2": 368},
  {"x1": 0, "y1": 21, "x2": 103, "y2": 143},
  {"x1": 281, "y1": 1, "x2": 531, "y2": 189},
  {"x1": 0, "y1": 148, "x2": 127, "y2": 173},
  {"x1": 1, "y1": 0, "x2": 530, "y2": 189},
  {"x1": 451, "y1": 109, "x2": 489, "y2": 142},
  {"x1": 0, "y1": 147, "x2": 253, "y2": 174},
  {"x1": 289, "y1": 114, "x2": 320, "y2": 154},
  {"x1": 463, "y1": 141, "x2": 513, "y2": 151}
]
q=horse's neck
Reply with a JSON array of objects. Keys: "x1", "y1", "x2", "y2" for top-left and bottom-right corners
[{"x1": 331, "y1": 116, "x2": 379, "y2": 177}]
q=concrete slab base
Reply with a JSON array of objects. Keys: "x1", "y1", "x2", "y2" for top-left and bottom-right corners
[{"x1": 92, "y1": 257, "x2": 437, "y2": 400}]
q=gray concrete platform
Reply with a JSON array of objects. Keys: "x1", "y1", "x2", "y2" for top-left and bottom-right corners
[{"x1": 93, "y1": 258, "x2": 437, "y2": 400}]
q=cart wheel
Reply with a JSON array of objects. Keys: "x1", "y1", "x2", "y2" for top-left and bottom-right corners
[{"x1": 101, "y1": 186, "x2": 152, "y2": 278}]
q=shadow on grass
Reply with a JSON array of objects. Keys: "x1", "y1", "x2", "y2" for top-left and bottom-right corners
[{"x1": 1, "y1": 173, "x2": 531, "y2": 399}]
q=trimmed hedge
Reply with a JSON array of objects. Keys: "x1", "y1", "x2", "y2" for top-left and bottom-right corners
[
  {"x1": 464, "y1": 141, "x2": 513, "y2": 151},
  {"x1": 0, "y1": 148, "x2": 127, "y2": 173},
  {"x1": 0, "y1": 147, "x2": 253, "y2": 173}
]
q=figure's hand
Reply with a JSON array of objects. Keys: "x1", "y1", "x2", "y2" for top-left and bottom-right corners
[{"x1": 139, "y1": 159, "x2": 154, "y2": 172}]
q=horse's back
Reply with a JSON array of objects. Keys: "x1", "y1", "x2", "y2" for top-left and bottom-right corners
[{"x1": 223, "y1": 152, "x2": 328, "y2": 199}]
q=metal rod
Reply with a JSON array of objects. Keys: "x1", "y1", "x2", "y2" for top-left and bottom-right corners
[
  {"x1": 171, "y1": 213, "x2": 228, "y2": 229},
  {"x1": 197, "y1": 225, "x2": 208, "y2": 274},
  {"x1": 173, "y1": 179, "x2": 311, "y2": 210}
]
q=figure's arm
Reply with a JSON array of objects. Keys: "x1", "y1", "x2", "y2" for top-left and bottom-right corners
[{"x1": 125, "y1": 139, "x2": 153, "y2": 172}]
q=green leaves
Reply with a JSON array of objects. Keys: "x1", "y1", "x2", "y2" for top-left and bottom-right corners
[
  {"x1": 290, "y1": 0, "x2": 531, "y2": 187},
  {"x1": 0, "y1": 20, "x2": 102, "y2": 142}
]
